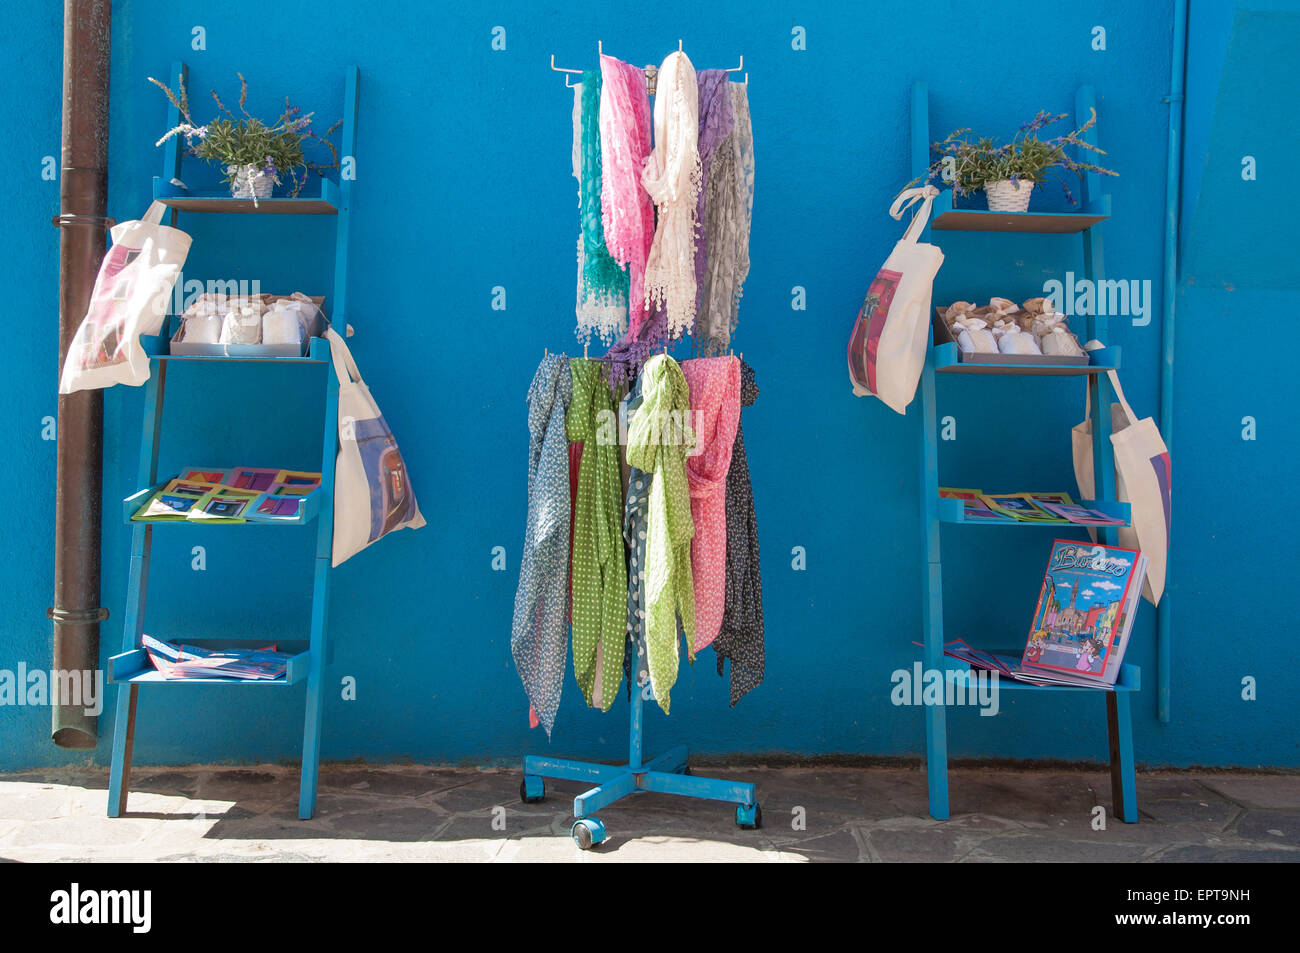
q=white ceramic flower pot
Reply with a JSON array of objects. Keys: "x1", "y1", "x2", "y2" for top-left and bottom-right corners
[
  {"x1": 985, "y1": 178, "x2": 1035, "y2": 213},
  {"x1": 228, "y1": 164, "x2": 275, "y2": 200}
]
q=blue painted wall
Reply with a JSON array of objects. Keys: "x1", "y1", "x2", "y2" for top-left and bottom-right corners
[{"x1": 2, "y1": 0, "x2": 1295, "y2": 771}]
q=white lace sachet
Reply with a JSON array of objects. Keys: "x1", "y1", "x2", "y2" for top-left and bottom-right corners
[
  {"x1": 1032, "y1": 310, "x2": 1067, "y2": 337},
  {"x1": 1041, "y1": 325, "x2": 1085, "y2": 357},
  {"x1": 181, "y1": 296, "x2": 222, "y2": 343},
  {"x1": 220, "y1": 305, "x2": 263, "y2": 345},
  {"x1": 998, "y1": 326, "x2": 1042, "y2": 355},
  {"x1": 955, "y1": 317, "x2": 997, "y2": 353},
  {"x1": 184, "y1": 311, "x2": 222, "y2": 344},
  {"x1": 263, "y1": 307, "x2": 304, "y2": 346}
]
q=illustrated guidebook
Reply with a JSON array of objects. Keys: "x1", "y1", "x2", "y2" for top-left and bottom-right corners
[{"x1": 1020, "y1": 540, "x2": 1148, "y2": 688}]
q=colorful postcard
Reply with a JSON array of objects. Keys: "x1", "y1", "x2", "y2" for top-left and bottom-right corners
[
  {"x1": 250, "y1": 493, "x2": 304, "y2": 520},
  {"x1": 981, "y1": 493, "x2": 1065, "y2": 522},
  {"x1": 226, "y1": 467, "x2": 281, "y2": 493},
  {"x1": 246, "y1": 483, "x2": 320, "y2": 522},
  {"x1": 267, "y1": 480, "x2": 315, "y2": 497},
  {"x1": 1039, "y1": 501, "x2": 1127, "y2": 526},
  {"x1": 939, "y1": 487, "x2": 983, "y2": 501},
  {"x1": 132, "y1": 479, "x2": 213, "y2": 521},
  {"x1": 1025, "y1": 491, "x2": 1075, "y2": 508},
  {"x1": 274, "y1": 469, "x2": 322, "y2": 489},
  {"x1": 187, "y1": 486, "x2": 260, "y2": 523},
  {"x1": 177, "y1": 466, "x2": 230, "y2": 486},
  {"x1": 964, "y1": 501, "x2": 1006, "y2": 521}
]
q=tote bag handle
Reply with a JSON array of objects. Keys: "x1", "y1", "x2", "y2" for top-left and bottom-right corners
[
  {"x1": 889, "y1": 185, "x2": 940, "y2": 244},
  {"x1": 1104, "y1": 368, "x2": 1141, "y2": 429},
  {"x1": 325, "y1": 327, "x2": 363, "y2": 388},
  {"x1": 1079, "y1": 339, "x2": 1141, "y2": 430},
  {"x1": 140, "y1": 201, "x2": 168, "y2": 226}
]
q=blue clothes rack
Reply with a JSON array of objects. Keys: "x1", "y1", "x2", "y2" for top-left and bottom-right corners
[
  {"x1": 910, "y1": 81, "x2": 1141, "y2": 823},
  {"x1": 521, "y1": 645, "x2": 760, "y2": 849},
  {"x1": 106, "y1": 61, "x2": 358, "y2": 821}
]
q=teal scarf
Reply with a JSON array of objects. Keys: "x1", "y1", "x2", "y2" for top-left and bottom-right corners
[{"x1": 579, "y1": 70, "x2": 629, "y2": 312}]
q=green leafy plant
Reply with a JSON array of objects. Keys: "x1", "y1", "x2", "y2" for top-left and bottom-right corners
[
  {"x1": 149, "y1": 72, "x2": 341, "y2": 199},
  {"x1": 917, "y1": 109, "x2": 1117, "y2": 206}
]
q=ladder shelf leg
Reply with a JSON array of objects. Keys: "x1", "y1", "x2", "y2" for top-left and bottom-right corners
[
  {"x1": 107, "y1": 685, "x2": 137, "y2": 817},
  {"x1": 1107, "y1": 691, "x2": 1139, "y2": 823}
]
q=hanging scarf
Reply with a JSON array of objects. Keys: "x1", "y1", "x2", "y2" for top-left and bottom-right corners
[
  {"x1": 681, "y1": 356, "x2": 741, "y2": 653},
  {"x1": 566, "y1": 358, "x2": 628, "y2": 711},
  {"x1": 697, "y1": 82, "x2": 754, "y2": 356},
  {"x1": 626, "y1": 354, "x2": 696, "y2": 713},
  {"x1": 601, "y1": 299, "x2": 668, "y2": 396},
  {"x1": 641, "y1": 51, "x2": 702, "y2": 341},
  {"x1": 574, "y1": 73, "x2": 629, "y2": 344},
  {"x1": 599, "y1": 54, "x2": 655, "y2": 339},
  {"x1": 715, "y1": 359, "x2": 763, "y2": 705},
  {"x1": 511, "y1": 354, "x2": 573, "y2": 737},
  {"x1": 693, "y1": 71, "x2": 735, "y2": 324},
  {"x1": 621, "y1": 374, "x2": 652, "y2": 699}
]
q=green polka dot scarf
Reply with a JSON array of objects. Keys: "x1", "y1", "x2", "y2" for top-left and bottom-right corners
[
  {"x1": 625, "y1": 354, "x2": 697, "y2": 713},
  {"x1": 566, "y1": 358, "x2": 628, "y2": 711}
]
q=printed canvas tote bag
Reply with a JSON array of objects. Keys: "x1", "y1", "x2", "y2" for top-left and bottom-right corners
[
  {"x1": 59, "y1": 201, "x2": 191, "y2": 394},
  {"x1": 847, "y1": 185, "x2": 944, "y2": 413},
  {"x1": 1073, "y1": 363, "x2": 1171, "y2": 605},
  {"x1": 326, "y1": 328, "x2": 426, "y2": 566}
]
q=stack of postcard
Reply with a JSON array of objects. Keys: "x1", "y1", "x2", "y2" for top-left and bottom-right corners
[
  {"x1": 939, "y1": 488, "x2": 1126, "y2": 526},
  {"x1": 131, "y1": 467, "x2": 322, "y2": 524},
  {"x1": 142, "y1": 634, "x2": 291, "y2": 680}
]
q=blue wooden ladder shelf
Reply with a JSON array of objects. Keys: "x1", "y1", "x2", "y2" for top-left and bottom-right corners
[
  {"x1": 106, "y1": 61, "x2": 359, "y2": 821},
  {"x1": 521, "y1": 646, "x2": 761, "y2": 849},
  {"x1": 910, "y1": 81, "x2": 1142, "y2": 823}
]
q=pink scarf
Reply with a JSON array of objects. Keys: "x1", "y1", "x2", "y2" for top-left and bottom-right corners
[
  {"x1": 599, "y1": 54, "x2": 655, "y2": 337},
  {"x1": 681, "y1": 355, "x2": 741, "y2": 652}
]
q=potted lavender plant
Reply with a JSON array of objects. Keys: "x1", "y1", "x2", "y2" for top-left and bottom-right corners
[
  {"x1": 150, "y1": 72, "x2": 339, "y2": 206},
  {"x1": 920, "y1": 109, "x2": 1118, "y2": 213}
]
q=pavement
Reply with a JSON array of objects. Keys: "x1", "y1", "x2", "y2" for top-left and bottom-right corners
[{"x1": 0, "y1": 763, "x2": 1296, "y2": 862}]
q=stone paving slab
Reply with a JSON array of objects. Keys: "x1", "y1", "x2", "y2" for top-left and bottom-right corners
[{"x1": 0, "y1": 764, "x2": 1295, "y2": 863}]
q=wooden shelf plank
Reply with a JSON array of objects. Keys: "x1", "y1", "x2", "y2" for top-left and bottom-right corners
[
  {"x1": 934, "y1": 342, "x2": 1121, "y2": 376},
  {"x1": 152, "y1": 176, "x2": 339, "y2": 215},
  {"x1": 140, "y1": 329, "x2": 331, "y2": 364},
  {"x1": 929, "y1": 190, "x2": 1110, "y2": 234}
]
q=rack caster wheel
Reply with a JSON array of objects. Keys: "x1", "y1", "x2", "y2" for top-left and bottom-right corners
[
  {"x1": 571, "y1": 817, "x2": 607, "y2": 850},
  {"x1": 520, "y1": 776, "x2": 545, "y2": 804},
  {"x1": 735, "y1": 802, "x2": 762, "y2": 830}
]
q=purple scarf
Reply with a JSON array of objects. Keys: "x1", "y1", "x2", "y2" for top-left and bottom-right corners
[{"x1": 694, "y1": 71, "x2": 735, "y2": 311}]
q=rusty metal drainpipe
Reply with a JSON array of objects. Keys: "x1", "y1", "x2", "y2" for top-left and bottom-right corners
[{"x1": 48, "y1": 0, "x2": 111, "y2": 749}]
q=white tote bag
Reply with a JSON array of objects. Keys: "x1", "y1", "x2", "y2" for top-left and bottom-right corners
[
  {"x1": 59, "y1": 201, "x2": 191, "y2": 394},
  {"x1": 847, "y1": 185, "x2": 945, "y2": 413},
  {"x1": 1073, "y1": 364, "x2": 1171, "y2": 605},
  {"x1": 326, "y1": 328, "x2": 426, "y2": 566}
]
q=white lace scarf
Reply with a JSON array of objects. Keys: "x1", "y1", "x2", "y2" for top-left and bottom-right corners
[
  {"x1": 641, "y1": 51, "x2": 702, "y2": 340},
  {"x1": 697, "y1": 82, "x2": 754, "y2": 355}
]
